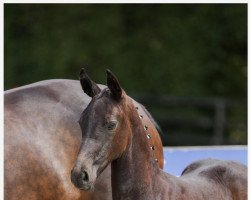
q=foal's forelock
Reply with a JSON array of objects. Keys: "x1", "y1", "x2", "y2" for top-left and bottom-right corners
[{"x1": 95, "y1": 88, "x2": 110, "y2": 99}]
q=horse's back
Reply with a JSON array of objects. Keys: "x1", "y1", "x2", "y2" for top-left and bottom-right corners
[{"x1": 181, "y1": 158, "x2": 247, "y2": 199}]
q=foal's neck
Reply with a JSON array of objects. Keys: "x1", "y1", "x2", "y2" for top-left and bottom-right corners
[{"x1": 111, "y1": 101, "x2": 159, "y2": 200}]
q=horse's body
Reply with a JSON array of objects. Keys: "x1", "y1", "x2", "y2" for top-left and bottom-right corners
[
  {"x1": 4, "y1": 79, "x2": 163, "y2": 200},
  {"x1": 72, "y1": 70, "x2": 247, "y2": 200}
]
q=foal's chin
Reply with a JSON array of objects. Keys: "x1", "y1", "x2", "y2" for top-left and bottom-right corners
[
  {"x1": 96, "y1": 159, "x2": 110, "y2": 178},
  {"x1": 78, "y1": 183, "x2": 94, "y2": 191}
]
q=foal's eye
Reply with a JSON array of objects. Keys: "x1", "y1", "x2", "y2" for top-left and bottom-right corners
[{"x1": 107, "y1": 121, "x2": 117, "y2": 130}]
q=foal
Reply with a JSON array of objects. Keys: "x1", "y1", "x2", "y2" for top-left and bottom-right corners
[{"x1": 71, "y1": 70, "x2": 247, "y2": 200}]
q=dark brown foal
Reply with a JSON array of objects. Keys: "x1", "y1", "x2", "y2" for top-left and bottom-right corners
[
  {"x1": 71, "y1": 70, "x2": 247, "y2": 200},
  {"x1": 5, "y1": 72, "x2": 163, "y2": 200}
]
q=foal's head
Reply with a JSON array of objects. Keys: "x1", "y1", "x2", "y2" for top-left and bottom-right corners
[{"x1": 71, "y1": 69, "x2": 134, "y2": 190}]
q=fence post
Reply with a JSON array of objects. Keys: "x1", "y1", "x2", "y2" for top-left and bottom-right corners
[{"x1": 213, "y1": 99, "x2": 226, "y2": 145}]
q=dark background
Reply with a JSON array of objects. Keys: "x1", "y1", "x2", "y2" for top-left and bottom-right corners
[{"x1": 4, "y1": 4, "x2": 247, "y2": 146}]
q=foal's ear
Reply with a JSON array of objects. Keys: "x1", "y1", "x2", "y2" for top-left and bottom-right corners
[
  {"x1": 79, "y1": 68, "x2": 101, "y2": 98},
  {"x1": 106, "y1": 69, "x2": 122, "y2": 100}
]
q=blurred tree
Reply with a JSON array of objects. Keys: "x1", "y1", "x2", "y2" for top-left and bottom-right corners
[{"x1": 4, "y1": 4, "x2": 247, "y2": 145}]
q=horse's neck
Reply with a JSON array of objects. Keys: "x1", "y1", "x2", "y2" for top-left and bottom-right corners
[{"x1": 111, "y1": 103, "x2": 159, "y2": 200}]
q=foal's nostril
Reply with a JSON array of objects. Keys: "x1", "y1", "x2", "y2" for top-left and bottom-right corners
[
  {"x1": 80, "y1": 170, "x2": 89, "y2": 182},
  {"x1": 71, "y1": 170, "x2": 90, "y2": 189}
]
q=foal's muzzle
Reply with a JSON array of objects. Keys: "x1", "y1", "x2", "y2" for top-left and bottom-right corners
[
  {"x1": 71, "y1": 169, "x2": 93, "y2": 190},
  {"x1": 71, "y1": 140, "x2": 106, "y2": 190}
]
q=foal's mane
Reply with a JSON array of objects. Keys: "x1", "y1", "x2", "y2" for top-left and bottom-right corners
[{"x1": 138, "y1": 103, "x2": 163, "y2": 138}]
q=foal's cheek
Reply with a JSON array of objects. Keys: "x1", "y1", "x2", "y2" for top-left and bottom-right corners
[
  {"x1": 118, "y1": 130, "x2": 130, "y2": 153},
  {"x1": 107, "y1": 133, "x2": 122, "y2": 159}
]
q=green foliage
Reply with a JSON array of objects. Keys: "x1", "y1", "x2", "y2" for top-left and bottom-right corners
[{"x1": 4, "y1": 4, "x2": 247, "y2": 145}]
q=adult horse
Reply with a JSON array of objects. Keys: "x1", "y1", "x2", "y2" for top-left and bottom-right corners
[
  {"x1": 71, "y1": 70, "x2": 247, "y2": 200},
  {"x1": 4, "y1": 70, "x2": 163, "y2": 200}
]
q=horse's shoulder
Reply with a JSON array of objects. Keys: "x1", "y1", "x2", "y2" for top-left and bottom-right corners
[{"x1": 4, "y1": 79, "x2": 107, "y2": 143}]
